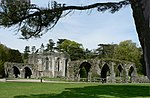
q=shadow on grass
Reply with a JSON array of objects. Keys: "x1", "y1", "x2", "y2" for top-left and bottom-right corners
[{"x1": 14, "y1": 85, "x2": 150, "y2": 98}]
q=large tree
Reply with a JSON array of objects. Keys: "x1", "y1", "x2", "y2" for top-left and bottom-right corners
[
  {"x1": 113, "y1": 40, "x2": 142, "y2": 74},
  {"x1": 7, "y1": 49, "x2": 23, "y2": 63},
  {"x1": 96, "y1": 44, "x2": 116, "y2": 58},
  {"x1": 45, "y1": 39, "x2": 55, "y2": 52},
  {"x1": 0, "y1": 43, "x2": 23, "y2": 77},
  {"x1": 114, "y1": 40, "x2": 141, "y2": 62},
  {"x1": 0, "y1": 0, "x2": 150, "y2": 79},
  {"x1": 0, "y1": 44, "x2": 8, "y2": 77},
  {"x1": 57, "y1": 39, "x2": 84, "y2": 60}
]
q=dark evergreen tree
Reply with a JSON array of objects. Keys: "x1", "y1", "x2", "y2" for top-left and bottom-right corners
[
  {"x1": 46, "y1": 39, "x2": 55, "y2": 52},
  {"x1": 7, "y1": 49, "x2": 23, "y2": 63}
]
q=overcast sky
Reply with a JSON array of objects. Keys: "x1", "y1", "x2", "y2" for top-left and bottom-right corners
[{"x1": 0, "y1": 0, "x2": 140, "y2": 52}]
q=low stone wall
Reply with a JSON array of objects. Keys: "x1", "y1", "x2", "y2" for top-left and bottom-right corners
[
  {"x1": 0, "y1": 78, "x2": 6, "y2": 82},
  {"x1": 137, "y1": 76, "x2": 150, "y2": 83}
]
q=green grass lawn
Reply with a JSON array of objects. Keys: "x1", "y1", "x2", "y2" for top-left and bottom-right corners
[{"x1": 0, "y1": 82, "x2": 149, "y2": 98}]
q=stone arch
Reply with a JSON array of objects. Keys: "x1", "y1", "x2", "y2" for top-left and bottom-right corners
[
  {"x1": 117, "y1": 64, "x2": 123, "y2": 77},
  {"x1": 22, "y1": 66, "x2": 32, "y2": 78},
  {"x1": 128, "y1": 66, "x2": 135, "y2": 82},
  {"x1": 79, "y1": 62, "x2": 92, "y2": 80},
  {"x1": 129, "y1": 64, "x2": 138, "y2": 83},
  {"x1": 13, "y1": 66, "x2": 20, "y2": 78},
  {"x1": 129, "y1": 66, "x2": 134, "y2": 76},
  {"x1": 101, "y1": 63, "x2": 110, "y2": 83},
  {"x1": 115, "y1": 64, "x2": 125, "y2": 82}
]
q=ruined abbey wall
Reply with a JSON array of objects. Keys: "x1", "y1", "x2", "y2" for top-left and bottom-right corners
[
  {"x1": 4, "y1": 51, "x2": 70, "y2": 78},
  {"x1": 68, "y1": 59, "x2": 138, "y2": 83},
  {"x1": 4, "y1": 51, "x2": 139, "y2": 83}
]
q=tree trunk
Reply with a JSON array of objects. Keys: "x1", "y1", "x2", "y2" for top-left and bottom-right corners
[{"x1": 130, "y1": 0, "x2": 150, "y2": 79}]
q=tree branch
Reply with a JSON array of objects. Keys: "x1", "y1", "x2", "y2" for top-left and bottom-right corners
[{"x1": 0, "y1": 0, "x2": 130, "y2": 39}]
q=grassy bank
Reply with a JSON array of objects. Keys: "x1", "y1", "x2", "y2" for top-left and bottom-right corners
[{"x1": 0, "y1": 82, "x2": 149, "y2": 98}]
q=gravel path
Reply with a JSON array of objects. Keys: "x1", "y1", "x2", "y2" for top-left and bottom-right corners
[{"x1": 0, "y1": 78, "x2": 91, "y2": 84}]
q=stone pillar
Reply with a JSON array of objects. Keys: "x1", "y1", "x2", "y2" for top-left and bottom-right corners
[
  {"x1": 20, "y1": 69, "x2": 25, "y2": 78},
  {"x1": 110, "y1": 63, "x2": 115, "y2": 83},
  {"x1": 88, "y1": 72, "x2": 92, "y2": 82},
  {"x1": 125, "y1": 69, "x2": 129, "y2": 83},
  {"x1": 52, "y1": 57, "x2": 55, "y2": 77},
  {"x1": 9, "y1": 68, "x2": 14, "y2": 78}
]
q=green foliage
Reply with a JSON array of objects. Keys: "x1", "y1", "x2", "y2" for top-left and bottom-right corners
[
  {"x1": 0, "y1": 60, "x2": 4, "y2": 76},
  {"x1": 0, "y1": 44, "x2": 9, "y2": 77},
  {"x1": 57, "y1": 39, "x2": 85, "y2": 60},
  {"x1": 84, "y1": 49, "x2": 97, "y2": 59},
  {"x1": 23, "y1": 46, "x2": 30, "y2": 62},
  {"x1": 113, "y1": 40, "x2": 141, "y2": 62},
  {"x1": 96, "y1": 44, "x2": 117, "y2": 58},
  {"x1": 7, "y1": 49, "x2": 23, "y2": 63},
  {"x1": 45, "y1": 39, "x2": 55, "y2": 52},
  {"x1": 0, "y1": 43, "x2": 23, "y2": 77},
  {"x1": 79, "y1": 67, "x2": 87, "y2": 78},
  {"x1": 113, "y1": 40, "x2": 143, "y2": 74},
  {"x1": 0, "y1": 44, "x2": 8, "y2": 61},
  {"x1": 56, "y1": 39, "x2": 66, "y2": 52}
]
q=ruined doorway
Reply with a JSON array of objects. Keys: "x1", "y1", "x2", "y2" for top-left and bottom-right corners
[
  {"x1": 116, "y1": 65, "x2": 123, "y2": 82},
  {"x1": 24, "y1": 67, "x2": 32, "y2": 78},
  {"x1": 101, "y1": 64, "x2": 110, "y2": 83},
  {"x1": 129, "y1": 66, "x2": 134, "y2": 76},
  {"x1": 128, "y1": 66, "x2": 134, "y2": 82},
  {"x1": 79, "y1": 62, "x2": 91, "y2": 81},
  {"x1": 117, "y1": 65, "x2": 123, "y2": 77},
  {"x1": 13, "y1": 66, "x2": 20, "y2": 78}
]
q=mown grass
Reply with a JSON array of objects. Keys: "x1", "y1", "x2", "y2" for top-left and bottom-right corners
[{"x1": 0, "y1": 82, "x2": 149, "y2": 98}]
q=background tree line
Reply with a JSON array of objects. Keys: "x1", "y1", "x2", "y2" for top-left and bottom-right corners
[
  {"x1": 0, "y1": 44, "x2": 23, "y2": 77},
  {"x1": 0, "y1": 39, "x2": 145, "y2": 78},
  {"x1": 25, "y1": 39, "x2": 145, "y2": 75}
]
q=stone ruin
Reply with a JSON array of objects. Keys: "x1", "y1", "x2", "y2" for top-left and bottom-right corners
[
  {"x1": 68, "y1": 59, "x2": 138, "y2": 83},
  {"x1": 4, "y1": 51, "x2": 70, "y2": 79},
  {"x1": 4, "y1": 50, "x2": 142, "y2": 83}
]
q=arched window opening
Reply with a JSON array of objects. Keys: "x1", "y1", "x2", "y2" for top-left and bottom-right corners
[
  {"x1": 13, "y1": 66, "x2": 20, "y2": 78},
  {"x1": 45, "y1": 57, "x2": 49, "y2": 70},
  {"x1": 117, "y1": 65, "x2": 123, "y2": 77},
  {"x1": 55, "y1": 58, "x2": 60, "y2": 71},
  {"x1": 129, "y1": 66, "x2": 134, "y2": 77},
  {"x1": 128, "y1": 66, "x2": 135, "y2": 83},
  {"x1": 24, "y1": 67, "x2": 32, "y2": 78},
  {"x1": 101, "y1": 64, "x2": 110, "y2": 83},
  {"x1": 79, "y1": 62, "x2": 91, "y2": 80}
]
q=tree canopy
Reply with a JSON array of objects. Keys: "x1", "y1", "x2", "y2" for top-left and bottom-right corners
[
  {"x1": 0, "y1": 43, "x2": 23, "y2": 77},
  {"x1": 114, "y1": 40, "x2": 141, "y2": 62},
  {"x1": 56, "y1": 39, "x2": 85, "y2": 60}
]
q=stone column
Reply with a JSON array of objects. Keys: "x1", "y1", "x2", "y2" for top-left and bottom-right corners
[
  {"x1": 20, "y1": 69, "x2": 25, "y2": 78},
  {"x1": 9, "y1": 68, "x2": 14, "y2": 78},
  {"x1": 88, "y1": 72, "x2": 92, "y2": 82},
  {"x1": 110, "y1": 63, "x2": 115, "y2": 83}
]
